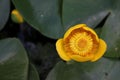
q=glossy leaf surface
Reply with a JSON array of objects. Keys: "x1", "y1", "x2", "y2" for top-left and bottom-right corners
[
  {"x1": 46, "y1": 58, "x2": 120, "y2": 80},
  {"x1": 0, "y1": 38, "x2": 39, "y2": 80},
  {"x1": 12, "y1": 0, "x2": 64, "y2": 39}
]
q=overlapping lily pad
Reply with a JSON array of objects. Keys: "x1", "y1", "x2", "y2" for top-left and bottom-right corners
[
  {"x1": 100, "y1": 0, "x2": 120, "y2": 58},
  {"x1": 46, "y1": 58, "x2": 120, "y2": 80},
  {"x1": 0, "y1": 38, "x2": 39, "y2": 80},
  {"x1": 62, "y1": 0, "x2": 112, "y2": 29}
]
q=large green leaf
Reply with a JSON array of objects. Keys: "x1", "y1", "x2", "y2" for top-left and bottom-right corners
[
  {"x1": 46, "y1": 58, "x2": 120, "y2": 80},
  {"x1": 100, "y1": 0, "x2": 120, "y2": 58},
  {"x1": 0, "y1": 38, "x2": 39, "y2": 80},
  {"x1": 12, "y1": 0, "x2": 64, "y2": 39},
  {"x1": 0, "y1": 0, "x2": 10, "y2": 30},
  {"x1": 62, "y1": 0, "x2": 112, "y2": 30}
]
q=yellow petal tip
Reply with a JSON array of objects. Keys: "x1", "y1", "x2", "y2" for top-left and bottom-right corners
[
  {"x1": 91, "y1": 39, "x2": 107, "y2": 62},
  {"x1": 56, "y1": 39, "x2": 71, "y2": 61}
]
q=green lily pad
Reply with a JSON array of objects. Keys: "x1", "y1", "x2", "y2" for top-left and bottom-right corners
[
  {"x1": 12, "y1": 0, "x2": 64, "y2": 39},
  {"x1": 100, "y1": 1, "x2": 120, "y2": 58},
  {"x1": 46, "y1": 58, "x2": 120, "y2": 80},
  {"x1": 62, "y1": 0, "x2": 112, "y2": 30},
  {"x1": 0, "y1": 38, "x2": 39, "y2": 80},
  {"x1": 0, "y1": 0, "x2": 10, "y2": 30}
]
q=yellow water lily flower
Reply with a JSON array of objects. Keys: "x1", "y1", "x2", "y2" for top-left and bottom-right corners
[
  {"x1": 56, "y1": 24, "x2": 107, "y2": 62},
  {"x1": 11, "y1": 9, "x2": 24, "y2": 23}
]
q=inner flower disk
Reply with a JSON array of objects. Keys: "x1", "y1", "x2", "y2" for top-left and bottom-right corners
[{"x1": 69, "y1": 32, "x2": 93, "y2": 56}]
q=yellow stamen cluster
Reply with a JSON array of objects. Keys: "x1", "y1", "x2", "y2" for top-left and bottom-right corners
[{"x1": 69, "y1": 32, "x2": 93, "y2": 56}]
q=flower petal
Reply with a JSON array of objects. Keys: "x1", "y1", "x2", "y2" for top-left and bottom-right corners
[
  {"x1": 64, "y1": 24, "x2": 86, "y2": 39},
  {"x1": 91, "y1": 39, "x2": 107, "y2": 62},
  {"x1": 82, "y1": 26, "x2": 99, "y2": 42},
  {"x1": 56, "y1": 39, "x2": 71, "y2": 61},
  {"x1": 70, "y1": 54, "x2": 94, "y2": 62}
]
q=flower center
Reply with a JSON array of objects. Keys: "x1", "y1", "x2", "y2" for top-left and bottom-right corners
[
  {"x1": 69, "y1": 32, "x2": 93, "y2": 56},
  {"x1": 77, "y1": 39, "x2": 87, "y2": 49}
]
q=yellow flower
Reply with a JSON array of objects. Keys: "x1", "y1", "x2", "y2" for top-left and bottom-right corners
[
  {"x1": 11, "y1": 9, "x2": 24, "y2": 23},
  {"x1": 56, "y1": 24, "x2": 107, "y2": 62}
]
